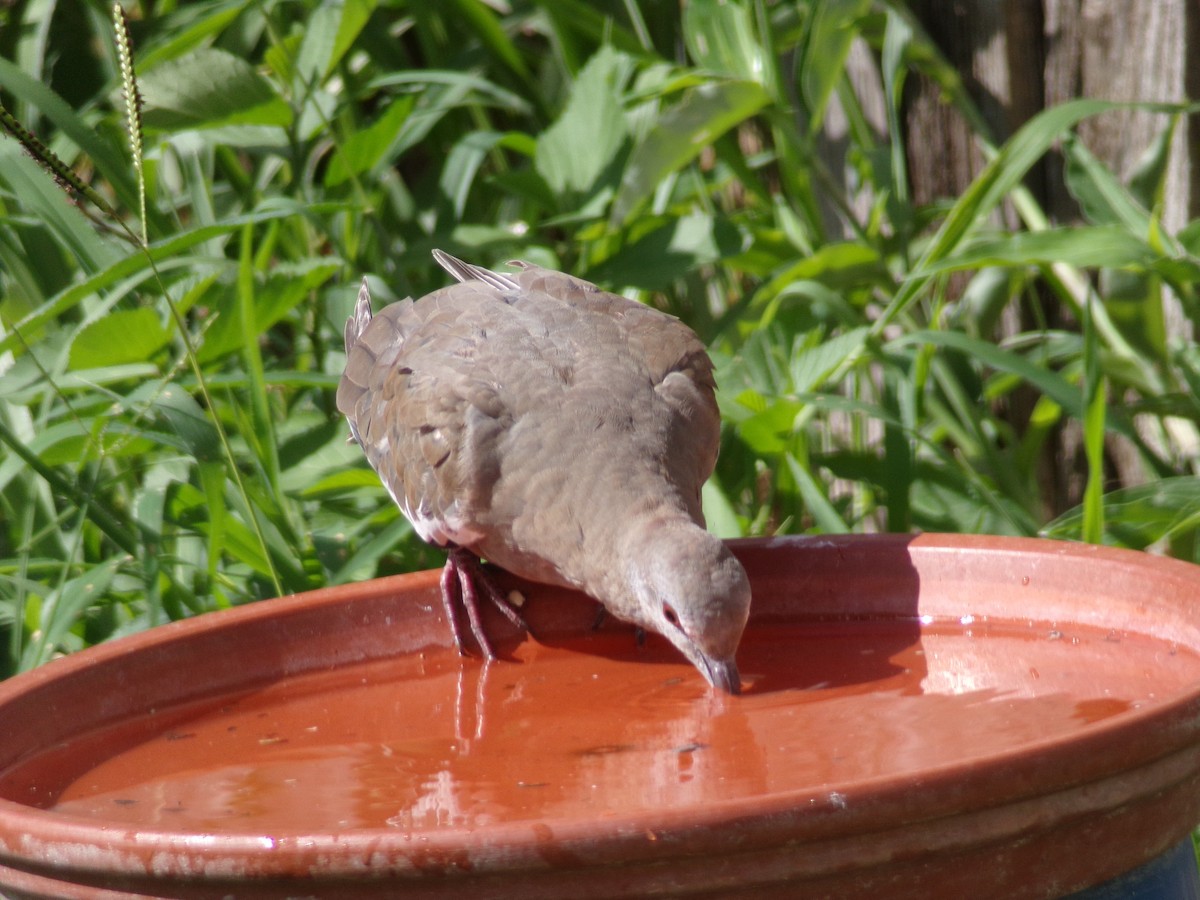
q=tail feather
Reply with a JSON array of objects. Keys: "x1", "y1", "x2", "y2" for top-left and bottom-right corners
[
  {"x1": 344, "y1": 277, "x2": 373, "y2": 352},
  {"x1": 432, "y1": 248, "x2": 521, "y2": 292},
  {"x1": 339, "y1": 278, "x2": 377, "y2": 447}
]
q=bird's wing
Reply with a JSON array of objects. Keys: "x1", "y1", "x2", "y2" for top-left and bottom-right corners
[
  {"x1": 506, "y1": 261, "x2": 722, "y2": 521},
  {"x1": 338, "y1": 284, "x2": 530, "y2": 547},
  {"x1": 338, "y1": 256, "x2": 721, "y2": 562}
]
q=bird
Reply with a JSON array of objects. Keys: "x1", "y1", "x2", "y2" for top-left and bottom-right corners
[{"x1": 336, "y1": 251, "x2": 751, "y2": 693}]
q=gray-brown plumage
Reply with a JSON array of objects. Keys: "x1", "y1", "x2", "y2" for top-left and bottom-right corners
[{"x1": 337, "y1": 251, "x2": 751, "y2": 693}]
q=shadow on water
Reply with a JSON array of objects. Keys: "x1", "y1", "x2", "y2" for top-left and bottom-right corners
[{"x1": 505, "y1": 534, "x2": 924, "y2": 695}]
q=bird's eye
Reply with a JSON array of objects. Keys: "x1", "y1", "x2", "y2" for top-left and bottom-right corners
[{"x1": 663, "y1": 603, "x2": 681, "y2": 629}]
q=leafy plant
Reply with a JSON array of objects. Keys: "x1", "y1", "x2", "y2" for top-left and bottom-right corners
[{"x1": 1, "y1": 0, "x2": 1198, "y2": 677}]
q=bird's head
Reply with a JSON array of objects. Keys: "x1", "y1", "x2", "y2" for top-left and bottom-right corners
[{"x1": 623, "y1": 521, "x2": 751, "y2": 694}]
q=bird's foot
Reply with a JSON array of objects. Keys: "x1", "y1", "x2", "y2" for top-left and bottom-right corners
[{"x1": 440, "y1": 548, "x2": 528, "y2": 660}]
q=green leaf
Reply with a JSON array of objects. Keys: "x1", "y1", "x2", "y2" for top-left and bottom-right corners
[
  {"x1": 136, "y1": 1, "x2": 248, "y2": 70},
  {"x1": 1043, "y1": 477, "x2": 1200, "y2": 549},
  {"x1": 153, "y1": 383, "x2": 222, "y2": 462},
  {"x1": 612, "y1": 79, "x2": 770, "y2": 225},
  {"x1": 450, "y1": 0, "x2": 532, "y2": 83},
  {"x1": 330, "y1": 0, "x2": 378, "y2": 75},
  {"x1": 702, "y1": 479, "x2": 744, "y2": 539},
  {"x1": 331, "y1": 516, "x2": 414, "y2": 585},
  {"x1": 530, "y1": 0, "x2": 648, "y2": 65},
  {"x1": 1080, "y1": 296, "x2": 1106, "y2": 544},
  {"x1": 297, "y1": 469, "x2": 383, "y2": 500},
  {"x1": 0, "y1": 412, "x2": 139, "y2": 556},
  {"x1": 235, "y1": 225, "x2": 280, "y2": 498},
  {"x1": 0, "y1": 203, "x2": 341, "y2": 358},
  {"x1": 294, "y1": 0, "x2": 376, "y2": 87},
  {"x1": 51, "y1": 365, "x2": 160, "y2": 394},
  {"x1": 0, "y1": 56, "x2": 143, "y2": 220},
  {"x1": 198, "y1": 460, "x2": 229, "y2": 588},
  {"x1": 586, "y1": 212, "x2": 742, "y2": 290},
  {"x1": 795, "y1": 0, "x2": 872, "y2": 128},
  {"x1": 882, "y1": 99, "x2": 1184, "y2": 335},
  {"x1": 754, "y1": 279, "x2": 861, "y2": 335},
  {"x1": 536, "y1": 46, "x2": 631, "y2": 201},
  {"x1": 389, "y1": 80, "x2": 479, "y2": 160},
  {"x1": 368, "y1": 70, "x2": 532, "y2": 114},
  {"x1": 294, "y1": 2, "x2": 341, "y2": 90},
  {"x1": 325, "y1": 96, "x2": 414, "y2": 188},
  {"x1": 198, "y1": 260, "x2": 340, "y2": 363},
  {"x1": 169, "y1": 481, "x2": 281, "y2": 583},
  {"x1": 791, "y1": 327, "x2": 870, "y2": 393},
  {"x1": 22, "y1": 556, "x2": 125, "y2": 671},
  {"x1": 880, "y1": 8, "x2": 913, "y2": 208},
  {"x1": 439, "y1": 131, "x2": 513, "y2": 223},
  {"x1": 1127, "y1": 118, "x2": 1178, "y2": 214},
  {"x1": 1099, "y1": 267, "x2": 1169, "y2": 365},
  {"x1": 683, "y1": 0, "x2": 768, "y2": 85},
  {"x1": 737, "y1": 396, "x2": 804, "y2": 455},
  {"x1": 28, "y1": 421, "x2": 155, "y2": 466},
  {"x1": 924, "y1": 100, "x2": 1123, "y2": 265},
  {"x1": 892, "y1": 330, "x2": 1082, "y2": 418},
  {"x1": 1063, "y1": 137, "x2": 1152, "y2": 233},
  {"x1": 139, "y1": 48, "x2": 293, "y2": 130},
  {"x1": 929, "y1": 225, "x2": 1157, "y2": 273},
  {"x1": 69, "y1": 308, "x2": 170, "y2": 370},
  {"x1": 754, "y1": 242, "x2": 885, "y2": 308},
  {"x1": 785, "y1": 452, "x2": 849, "y2": 533},
  {"x1": 0, "y1": 142, "x2": 121, "y2": 275}
]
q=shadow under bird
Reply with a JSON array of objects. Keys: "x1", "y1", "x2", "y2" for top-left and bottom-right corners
[{"x1": 337, "y1": 251, "x2": 751, "y2": 693}]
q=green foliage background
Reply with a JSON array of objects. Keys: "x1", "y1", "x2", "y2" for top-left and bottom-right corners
[{"x1": 1, "y1": 0, "x2": 1199, "y2": 676}]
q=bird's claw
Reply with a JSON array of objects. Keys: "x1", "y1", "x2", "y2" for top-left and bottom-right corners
[{"x1": 440, "y1": 548, "x2": 528, "y2": 659}]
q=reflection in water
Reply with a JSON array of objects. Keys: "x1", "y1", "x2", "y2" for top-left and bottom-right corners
[{"x1": 21, "y1": 618, "x2": 1196, "y2": 834}]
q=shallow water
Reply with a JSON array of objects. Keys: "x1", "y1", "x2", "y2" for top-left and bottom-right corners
[{"x1": 18, "y1": 617, "x2": 1198, "y2": 834}]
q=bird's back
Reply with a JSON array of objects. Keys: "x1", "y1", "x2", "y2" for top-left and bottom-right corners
[{"x1": 337, "y1": 257, "x2": 721, "y2": 593}]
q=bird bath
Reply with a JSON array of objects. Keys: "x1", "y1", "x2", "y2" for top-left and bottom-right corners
[{"x1": 1, "y1": 533, "x2": 1199, "y2": 898}]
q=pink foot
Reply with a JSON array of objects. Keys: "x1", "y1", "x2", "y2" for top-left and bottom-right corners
[{"x1": 439, "y1": 548, "x2": 528, "y2": 659}]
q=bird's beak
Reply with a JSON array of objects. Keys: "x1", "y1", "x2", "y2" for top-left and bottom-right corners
[{"x1": 699, "y1": 654, "x2": 741, "y2": 695}]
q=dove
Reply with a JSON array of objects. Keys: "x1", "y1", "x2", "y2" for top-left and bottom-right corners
[{"x1": 336, "y1": 251, "x2": 751, "y2": 693}]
